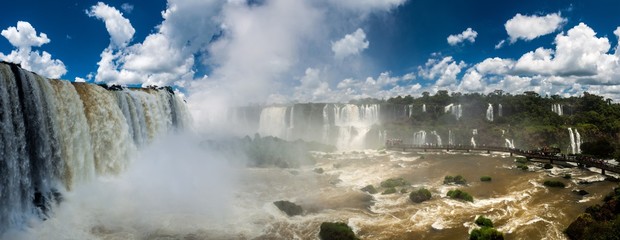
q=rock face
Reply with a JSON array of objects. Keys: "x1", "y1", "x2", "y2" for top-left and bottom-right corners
[
  {"x1": 565, "y1": 187, "x2": 620, "y2": 239},
  {"x1": 319, "y1": 222, "x2": 359, "y2": 240},
  {"x1": 273, "y1": 200, "x2": 303, "y2": 216},
  {"x1": 361, "y1": 185, "x2": 378, "y2": 194}
]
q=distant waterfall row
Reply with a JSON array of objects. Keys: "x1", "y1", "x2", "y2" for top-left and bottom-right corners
[
  {"x1": 257, "y1": 104, "x2": 380, "y2": 149},
  {"x1": 0, "y1": 63, "x2": 191, "y2": 232}
]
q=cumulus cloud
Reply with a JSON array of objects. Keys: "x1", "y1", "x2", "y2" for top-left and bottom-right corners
[
  {"x1": 447, "y1": 28, "x2": 477, "y2": 46},
  {"x1": 0, "y1": 21, "x2": 66, "y2": 78},
  {"x1": 505, "y1": 13, "x2": 566, "y2": 43},
  {"x1": 418, "y1": 56, "x2": 466, "y2": 87},
  {"x1": 293, "y1": 68, "x2": 332, "y2": 101},
  {"x1": 331, "y1": 28, "x2": 369, "y2": 59},
  {"x1": 87, "y1": 2, "x2": 135, "y2": 48}
]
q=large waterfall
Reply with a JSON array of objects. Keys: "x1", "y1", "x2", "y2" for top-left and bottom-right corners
[
  {"x1": 256, "y1": 103, "x2": 380, "y2": 149},
  {"x1": 413, "y1": 130, "x2": 426, "y2": 145},
  {"x1": 0, "y1": 62, "x2": 190, "y2": 233},
  {"x1": 444, "y1": 103, "x2": 462, "y2": 120}
]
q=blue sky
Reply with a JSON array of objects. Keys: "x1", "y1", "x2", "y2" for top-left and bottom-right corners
[{"x1": 2, "y1": 0, "x2": 620, "y2": 110}]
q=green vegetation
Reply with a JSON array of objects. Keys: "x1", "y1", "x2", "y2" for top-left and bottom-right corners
[
  {"x1": 543, "y1": 180, "x2": 566, "y2": 188},
  {"x1": 360, "y1": 185, "x2": 377, "y2": 194},
  {"x1": 470, "y1": 216, "x2": 504, "y2": 240},
  {"x1": 444, "y1": 175, "x2": 467, "y2": 185},
  {"x1": 514, "y1": 157, "x2": 528, "y2": 164},
  {"x1": 409, "y1": 188, "x2": 432, "y2": 203},
  {"x1": 469, "y1": 227, "x2": 504, "y2": 240},
  {"x1": 475, "y1": 216, "x2": 494, "y2": 228},
  {"x1": 516, "y1": 164, "x2": 529, "y2": 171},
  {"x1": 565, "y1": 187, "x2": 620, "y2": 239},
  {"x1": 380, "y1": 177, "x2": 409, "y2": 188},
  {"x1": 382, "y1": 187, "x2": 397, "y2": 195},
  {"x1": 480, "y1": 176, "x2": 492, "y2": 182},
  {"x1": 447, "y1": 189, "x2": 474, "y2": 202},
  {"x1": 319, "y1": 222, "x2": 359, "y2": 240},
  {"x1": 581, "y1": 139, "x2": 615, "y2": 158}
]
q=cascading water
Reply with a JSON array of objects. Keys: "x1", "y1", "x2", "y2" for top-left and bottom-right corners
[
  {"x1": 443, "y1": 104, "x2": 462, "y2": 120},
  {"x1": 422, "y1": 104, "x2": 426, "y2": 113},
  {"x1": 408, "y1": 104, "x2": 413, "y2": 118},
  {"x1": 431, "y1": 131, "x2": 442, "y2": 146},
  {"x1": 498, "y1": 103, "x2": 503, "y2": 117},
  {"x1": 413, "y1": 130, "x2": 427, "y2": 146},
  {"x1": 471, "y1": 129, "x2": 478, "y2": 148},
  {"x1": 505, "y1": 139, "x2": 515, "y2": 149},
  {"x1": 0, "y1": 62, "x2": 190, "y2": 234},
  {"x1": 322, "y1": 104, "x2": 330, "y2": 143},
  {"x1": 552, "y1": 104, "x2": 563, "y2": 116},
  {"x1": 568, "y1": 128, "x2": 582, "y2": 154},
  {"x1": 486, "y1": 103, "x2": 493, "y2": 121},
  {"x1": 333, "y1": 104, "x2": 380, "y2": 149},
  {"x1": 287, "y1": 106, "x2": 295, "y2": 140},
  {"x1": 257, "y1": 107, "x2": 288, "y2": 139},
  {"x1": 448, "y1": 130, "x2": 454, "y2": 146}
]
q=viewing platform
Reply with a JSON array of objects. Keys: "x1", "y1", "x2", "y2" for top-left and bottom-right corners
[{"x1": 385, "y1": 142, "x2": 620, "y2": 175}]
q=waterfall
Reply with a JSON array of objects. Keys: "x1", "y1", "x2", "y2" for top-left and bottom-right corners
[
  {"x1": 287, "y1": 105, "x2": 295, "y2": 140},
  {"x1": 505, "y1": 139, "x2": 515, "y2": 149},
  {"x1": 422, "y1": 104, "x2": 426, "y2": 113},
  {"x1": 257, "y1": 107, "x2": 288, "y2": 139},
  {"x1": 408, "y1": 104, "x2": 413, "y2": 118},
  {"x1": 568, "y1": 128, "x2": 576, "y2": 154},
  {"x1": 448, "y1": 130, "x2": 454, "y2": 145},
  {"x1": 552, "y1": 104, "x2": 563, "y2": 116},
  {"x1": 498, "y1": 104, "x2": 503, "y2": 117},
  {"x1": 431, "y1": 131, "x2": 442, "y2": 146},
  {"x1": 322, "y1": 104, "x2": 330, "y2": 143},
  {"x1": 575, "y1": 129, "x2": 581, "y2": 154},
  {"x1": 486, "y1": 103, "x2": 494, "y2": 121},
  {"x1": 0, "y1": 62, "x2": 190, "y2": 233},
  {"x1": 471, "y1": 129, "x2": 478, "y2": 148},
  {"x1": 332, "y1": 104, "x2": 380, "y2": 149},
  {"x1": 444, "y1": 103, "x2": 462, "y2": 120},
  {"x1": 413, "y1": 130, "x2": 426, "y2": 145}
]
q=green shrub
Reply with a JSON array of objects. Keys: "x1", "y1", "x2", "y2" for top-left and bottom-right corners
[
  {"x1": 516, "y1": 164, "x2": 529, "y2": 171},
  {"x1": 382, "y1": 187, "x2": 397, "y2": 195},
  {"x1": 319, "y1": 222, "x2": 359, "y2": 240},
  {"x1": 444, "y1": 175, "x2": 467, "y2": 185},
  {"x1": 447, "y1": 189, "x2": 474, "y2": 202},
  {"x1": 480, "y1": 176, "x2": 492, "y2": 182},
  {"x1": 409, "y1": 188, "x2": 432, "y2": 203},
  {"x1": 469, "y1": 226, "x2": 504, "y2": 240},
  {"x1": 380, "y1": 177, "x2": 408, "y2": 188},
  {"x1": 475, "y1": 216, "x2": 494, "y2": 228},
  {"x1": 543, "y1": 180, "x2": 566, "y2": 188},
  {"x1": 360, "y1": 185, "x2": 377, "y2": 194},
  {"x1": 515, "y1": 157, "x2": 528, "y2": 164}
]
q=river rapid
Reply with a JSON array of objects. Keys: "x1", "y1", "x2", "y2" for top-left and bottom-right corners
[{"x1": 10, "y1": 149, "x2": 618, "y2": 240}]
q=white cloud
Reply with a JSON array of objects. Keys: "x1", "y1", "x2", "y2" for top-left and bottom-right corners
[
  {"x1": 293, "y1": 68, "x2": 332, "y2": 101},
  {"x1": 447, "y1": 28, "x2": 477, "y2": 46},
  {"x1": 1, "y1": 21, "x2": 50, "y2": 49},
  {"x1": 513, "y1": 23, "x2": 616, "y2": 80},
  {"x1": 75, "y1": 77, "x2": 86, "y2": 82},
  {"x1": 87, "y1": 2, "x2": 135, "y2": 48},
  {"x1": 418, "y1": 56, "x2": 466, "y2": 87},
  {"x1": 458, "y1": 70, "x2": 483, "y2": 91},
  {"x1": 494, "y1": 40, "x2": 505, "y2": 49},
  {"x1": 331, "y1": 28, "x2": 369, "y2": 59},
  {"x1": 0, "y1": 21, "x2": 66, "y2": 78},
  {"x1": 475, "y1": 57, "x2": 514, "y2": 75},
  {"x1": 505, "y1": 13, "x2": 566, "y2": 43},
  {"x1": 121, "y1": 3, "x2": 134, "y2": 14}
]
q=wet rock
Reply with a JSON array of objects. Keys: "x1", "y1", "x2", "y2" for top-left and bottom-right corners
[
  {"x1": 443, "y1": 175, "x2": 466, "y2": 185},
  {"x1": 313, "y1": 168, "x2": 324, "y2": 174},
  {"x1": 382, "y1": 187, "x2": 397, "y2": 195},
  {"x1": 361, "y1": 185, "x2": 378, "y2": 194},
  {"x1": 273, "y1": 200, "x2": 303, "y2": 216},
  {"x1": 380, "y1": 177, "x2": 408, "y2": 188},
  {"x1": 573, "y1": 190, "x2": 589, "y2": 196},
  {"x1": 409, "y1": 188, "x2": 432, "y2": 203},
  {"x1": 565, "y1": 213, "x2": 594, "y2": 240},
  {"x1": 543, "y1": 163, "x2": 553, "y2": 169}
]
